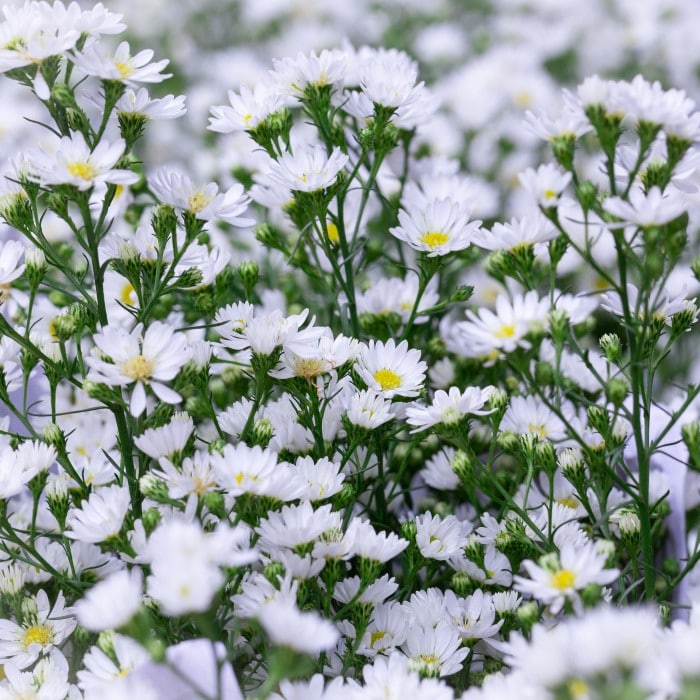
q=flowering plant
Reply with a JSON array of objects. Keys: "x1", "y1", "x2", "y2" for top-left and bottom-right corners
[{"x1": 2, "y1": 2, "x2": 700, "y2": 699}]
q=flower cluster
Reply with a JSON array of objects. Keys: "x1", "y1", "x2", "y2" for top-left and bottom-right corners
[{"x1": 0, "y1": 2, "x2": 700, "y2": 700}]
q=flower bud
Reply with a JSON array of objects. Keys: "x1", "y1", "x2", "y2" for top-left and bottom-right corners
[
  {"x1": 605, "y1": 377, "x2": 629, "y2": 408},
  {"x1": 141, "y1": 507, "x2": 162, "y2": 535},
  {"x1": 238, "y1": 260, "x2": 259, "y2": 294}
]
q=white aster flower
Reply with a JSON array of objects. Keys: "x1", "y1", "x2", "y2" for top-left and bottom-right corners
[
  {"x1": 86, "y1": 321, "x2": 191, "y2": 417},
  {"x1": 258, "y1": 598, "x2": 339, "y2": 654},
  {"x1": 518, "y1": 163, "x2": 572, "y2": 207},
  {"x1": 355, "y1": 339, "x2": 427, "y2": 399},
  {"x1": 208, "y1": 84, "x2": 286, "y2": 133},
  {"x1": 77, "y1": 634, "x2": 150, "y2": 692},
  {"x1": 343, "y1": 389, "x2": 396, "y2": 429},
  {"x1": 390, "y1": 199, "x2": 481, "y2": 256},
  {"x1": 514, "y1": 541, "x2": 619, "y2": 614},
  {"x1": 603, "y1": 186, "x2": 686, "y2": 227},
  {"x1": 150, "y1": 168, "x2": 254, "y2": 227},
  {"x1": 66, "y1": 484, "x2": 130, "y2": 543},
  {"x1": 133, "y1": 412, "x2": 194, "y2": 460},
  {"x1": 405, "y1": 385, "x2": 494, "y2": 432},
  {"x1": 0, "y1": 590, "x2": 76, "y2": 669},
  {"x1": 28, "y1": 132, "x2": 138, "y2": 191},
  {"x1": 268, "y1": 144, "x2": 348, "y2": 193},
  {"x1": 116, "y1": 87, "x2": 186, "y2": 120},
  {"x1": 415, "y1": 513, "x2": 469, "y2": 561},
  {"x1": 403, "y1": 621, "x2": 470, "y2": 678},
  {"x1": 72, "y1": 38, "x2": 171, "y2": 84},
  {"x1": 74, "y1": 568, "x2": 143, "y2": 631}
]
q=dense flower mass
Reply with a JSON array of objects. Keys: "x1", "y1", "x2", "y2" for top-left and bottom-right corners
[{"x1": 2, "y1": 0, "x2": 700, "y2": 699}]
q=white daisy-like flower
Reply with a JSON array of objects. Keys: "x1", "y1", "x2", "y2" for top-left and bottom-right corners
[
  {"x1": 77, "y1": 634, "x2": 150, "y2": 692},
  {"x1": 268, "y1": 144, "x2": 349, "y2": 193},
  {"x1": 405, "y1": 385, "x2": 495, "y2": 432},
  {"x1": 0, "y1": 239, "x2": 25, "y2": 286},
  {"x1": 347, "y1": 519, "x2": 409, "y2": 563},
  {"x1": 258, "y1": 598, "x2": 339, "y2": 654},
  {"x1": 390, "y1": 199, "x2": 481, "y2": 256},
  {"x1": 514, "y1": 541, "x2": 618, "y2": 614},
  {"x1": 355, "y1": 338, "x2": 427, "y2": 399},
  {"x1": 449, "y1": 290, "x2": 549, "y2": 360},
  {"x1": 150, "y1": 169, "x2": 254, "y2": 227},
  {"x1": 1, "y1": 651, "x2": 70, "y2": 699},
  {"x1": 288, "y1": 455, "x2": 344, "y2": 501},
  {"x1": 603, "y1": 185, "x2": 686, "y2": 228},
  {"x1": 74, "y1": 568, "x2": 143, "y2": 632},
  {"x1": 65, "y1": 484, "x2": 131, "y2": 543},
  {"x1": 208, "y1": 84, "x2": 286, "y2": 133},
  {"x1": 256, "y1": 501, "x2": 341, "y2": 550},
  {"x1": 270, "y1": 48, "x2": 347, "y2": 100},
  {"x1": 343, "y1": 389, "x2": 396, "y2": 429},
  {"x1": 116, "y1": 87, "x2": 186, "y2": 120},
  {"x1": 86, "y1": 321, "x2": 191, "y2": 417},
  {"x1": 133, "y1": 412, "x2": 194, "y2": 460},
  {"x1": 210, "y1": 443, "x2": 279, "y2": 497},
  {"x1": 501, "y1": 395, "x2": 570, "y2": 442},
  {"x1": 415, "y1": 513, "x2": 469, "y2": 561},
  {"x1": 403, "y1": 621, "x2": 470, "y2": 678},
  {"x1": 518, "y1": 163, "x2": 572, "y2": 208},
  {"x1": 28, "y1": 132, "x2": 139, "y2": 191},
  {"x1": 152, "y1": 451, "x2": 216, "y2": 505},
  {"x1": 473, "y1": 213, "x2": 557, "y2": 252},
  {"x1": 0, "y1": 590, "x2": 76, "y2": 669},
  {"x1": 72, "y1": 38, "x2": 171, "y2": 84}
]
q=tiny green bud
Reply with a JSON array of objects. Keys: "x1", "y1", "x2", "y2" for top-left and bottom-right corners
[
  {"x1": 203, "y1": 491, "x2": 226, "y2": 518},
  {"x1": 151, "y1": 205, "x2": 177, "y2": 244},
  {"x1": 255, "y1": 222, "x2": 289, "y2": 253},
  {"x1": 599, "y1": 332, "x2": 622, "y2": 364},
  {"x1": 238, "y1": 260, "x2": 259, "y2": 294},
  {"x1": 139, "y1": 474, "x2": 170, "y2": 502},
  {"x1": 42, "y1": 422, "x2": 66, "y2": 451},
  {"x1": 581, "y1": 583, "x2": 603, "y2": 608},
  {"x1": 549, "y1": 308, "x2": 570, "y2": 342},
  {"x1": 451, "y1": 450, "x2": 474, "y2": 487},
  {"x1": 605, "y1": 377, "x2": 629, "y2": 408},
  {"x1": 263, "y1": 561, "x2": 286, "y2": 585},
  {"x1": 516, "y1": 601, "x2": 540, "y2": 630},
  {"x1": 576, "y1": 180, "x2": 598, "y2": 211},
  {"x1": 141, "y1": 507, "x2": 162, "y2": 535},
  {"x1": 449, "y1": 284, "x2": 473, "y2": 304},
  {"x1": 400, "y1": 520, "x2": 417, "y2": 543},
  {"x1": 251, "y1": 418, "x2": 274, "y2": 448}
]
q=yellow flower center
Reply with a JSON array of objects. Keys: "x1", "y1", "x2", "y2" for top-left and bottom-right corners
[
  {"x1": 187, "y1": 192, "x2": 213, "y2": 214},
  {"x1": 495, "y1": 323, "x2": 516, "y2": 339},
  {"x1": 528, "y1": 424, "x2": 548, "y2": 439},
  {"x1": 326, "y1": 222, "x2": 340, "y2": 244},
  {"x1": 374, "y1": 368, "x2": 401, "y2": 391},
  {"x1": 420, "y1": 654, "x2": 440, "y2": 665},
  {"x1": 544, "y1": 189, "x2": 557, "y2": 200},
  {"x1": 115, "y1": 61, "x2": 133, "y2": 79},
  {"x1": 120, "y1": 283, "x2": 136, "y2": 306},
  {"x1": 419, "y1": 231, "x2": 450, "y2": 248},
  {"x1": 370, "y1": 630, "x2": 386, "y2": 647},
  {"x1": 514, "y1": 91, "x2": 532, "y2": 108},
  {"x1": 294, "y1": 357, "x2": 327, "y2": 378},
  {"x1": 243, "y1": 113, "x2": 253, "y2": 125},
  {"x1": 121, "y1": 355, "x2": 154, "y2": 382},
  {"x1": 551, "y1": 569, "x2": 576, "y2": 590},
  {"x1": 22, "y1": 624, "x2": 53, "y2": 649},
  {"x1": 567, "y1": 678, "x2": 589, "y2": 698},
  {"x1": 67, "y1": 161, "x2": 97, "y2": 181},
  {"x1": 557, "y1": 496, "x2": 580, "y2": 510},
  {"x1": 192, "y1": 475, "x2": 212, "y2": 495}
]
